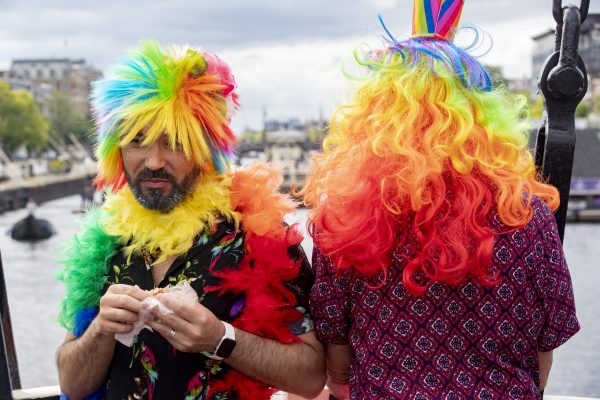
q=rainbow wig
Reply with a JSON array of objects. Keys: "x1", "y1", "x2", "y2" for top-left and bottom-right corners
[
  {"x1": 303, "y1": 0, "x2": 559, "y2": 295},
  {"x1": 91, "y1": 41, "x2": 239, "y2": 190}
]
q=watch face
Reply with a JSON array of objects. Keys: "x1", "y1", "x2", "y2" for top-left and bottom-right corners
[{"x1": 215, "y1": 338, "x2": 236, "y2": 358}]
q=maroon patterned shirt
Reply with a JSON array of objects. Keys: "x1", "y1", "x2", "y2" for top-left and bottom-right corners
[{"x1": 310, "y1": 198, "x2": 579, "y2": 399}]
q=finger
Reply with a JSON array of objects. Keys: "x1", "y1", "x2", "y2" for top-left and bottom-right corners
[
  {"x1": 107, "y1": 284, "x2": 151, "y2": 301},
  {"x1": 156, "y1": 294, "x2": 202, "y2": 323},
  {"x1": 148, "y1": 312, "x2": 162, "y2": 324},
  {"x1": 145, "y1": 320, "x2": 163, "y2": 332},
  {"x1": 97, "y1": 320, "x2": 136, "y2": 335},
  {"x1": 150, "y1": 309, "x2": 187, "y2": 334},
  {"x1": 101, "y1": 293, "x2": 144, "y2": 313},
  {"x1": 155, "y1": 294, "x2": 186, "y2": 313},
  {"x1": 98, "y1": 308, "x2": 139, "y2": 324},
  {"x1": 146, "y1": 320, "x2": 177, "y2": 342},
  {"x1": 131, "y1": 285, "x2": 152, "y2": 301}
]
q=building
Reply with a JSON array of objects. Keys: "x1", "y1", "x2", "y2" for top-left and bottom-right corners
[
  {"x1": 529, "y1": 128, "x2": 600, "y2": 221},
  {"x1": 1, "y1": 58, "x2": 101, "y2": 118},
  {"x1": 235, "y1": 118, "x2": 324, "y2": 191},
  {"x1": 568, "y1": 129, "x2": 600, "y2": 220},
  {"x1": 266, "y1": 127, "x2": 316, "y2": 190},
  {"x1": 532, "y1": 14, "x2": 600, "y2": 96},
  {"x1": 532, "y1": 28, "x2": 557, "y2": 86}
]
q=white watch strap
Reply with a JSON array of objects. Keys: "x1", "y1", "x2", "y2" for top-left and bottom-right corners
[
  {"x1": 203, "y1": 321, "x2": 235, "y2": 361},
  {"x1": 219, "y1": 321, "x2": 235, "y2": 349}
]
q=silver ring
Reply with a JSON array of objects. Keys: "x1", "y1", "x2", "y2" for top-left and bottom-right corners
[{"x1": 169, "y1": 329, "x2": 176, "y2": 340}]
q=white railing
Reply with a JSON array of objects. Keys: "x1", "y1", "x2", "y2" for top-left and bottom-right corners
[
  {"x1": 11, "y1": 385, "x2": 59, "y2": 400},
  {"x1": 9, "y1": 386, "x2": 600, "y2": 400}
]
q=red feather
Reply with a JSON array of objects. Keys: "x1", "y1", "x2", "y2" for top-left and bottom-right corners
[{"x1": 205, "y1": 164, "x2": 306, "y2": 399}]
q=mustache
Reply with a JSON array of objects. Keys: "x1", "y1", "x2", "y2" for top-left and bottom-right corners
[{"x1": 134, "y1": 168, "x2": 176, "y2": 185}]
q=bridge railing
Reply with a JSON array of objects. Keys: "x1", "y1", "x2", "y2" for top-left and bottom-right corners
[{"x1": 0, "y1": 1, "x2": 594, "y2": 399}]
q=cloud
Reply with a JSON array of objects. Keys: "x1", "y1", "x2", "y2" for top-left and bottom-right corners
[
  {"x1": 1, "y1": 0, "x2": 599, "y2": 130},
  {"x1": 223, "y1": 37, "x2": 364, "y2": 131}
]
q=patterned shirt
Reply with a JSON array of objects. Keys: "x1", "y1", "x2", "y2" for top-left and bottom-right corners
[
  {"x1": 102, "y1": 220, "x2": 314, "y2": 400},
  {"x1": 310, "y1": 198, "x2": 579, "y2": 399}
]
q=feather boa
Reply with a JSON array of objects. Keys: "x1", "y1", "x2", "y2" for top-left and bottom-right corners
[
  {"x1": 207, "y1": 163, "x2": 304, "y2": 399},
  {"x1": 101, "y1": 174, "x2": 238, "y2": 265},
  {"x1": 57, "y1": 163, "x2": 304, "y2": 400},
  {"x1": 57, "y1": 207, "x2": 119, "y2": 333}
]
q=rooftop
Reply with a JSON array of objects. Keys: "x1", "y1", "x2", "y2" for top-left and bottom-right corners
[
  {"x1": 11, "y1": 58, "x2": 86, "y2": 65},
  {"x1": 532, "y1": 13, "x2": 600, "y2": 41}
]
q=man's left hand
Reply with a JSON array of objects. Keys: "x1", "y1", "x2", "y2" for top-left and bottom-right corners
[{"x1": 146, "y1": 294, "x2": 225, "y2": 354}]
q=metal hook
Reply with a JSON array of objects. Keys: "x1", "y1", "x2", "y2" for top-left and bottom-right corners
[
  {"x1": 553, "y1": 0, "x2": 590, "y2": 25},
  {"x1": 547, "y1": 5, "x2": 586, "y2": 99}
]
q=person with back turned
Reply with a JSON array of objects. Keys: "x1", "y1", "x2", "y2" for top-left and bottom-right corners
[{"x1": 303, "y1": 1, "x2": 579, "y2": 398}]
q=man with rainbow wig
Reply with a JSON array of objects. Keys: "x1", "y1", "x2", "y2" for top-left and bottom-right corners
[
  {"x1": 55, "y1": 42, "x2": 325, "y2": 400},
  {"x1": 305, "y1": 1, "x2": 579, "y2": 399}
]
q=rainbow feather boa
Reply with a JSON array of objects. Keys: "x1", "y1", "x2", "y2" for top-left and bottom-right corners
[
  {"x1": 57, "y1": 163, "x2": 303, "y2": 400},
  {"x1": 101, "y1": 174, "x2": 238, "y2": 265}
]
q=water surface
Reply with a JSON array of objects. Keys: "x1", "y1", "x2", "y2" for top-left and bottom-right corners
[{"x1": 0, "y1": 195, "x2": 597, "y2": 397}]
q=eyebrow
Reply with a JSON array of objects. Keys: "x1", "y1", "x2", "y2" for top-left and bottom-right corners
[{"x1": 129, "y1": 133, "x2": 145, "y2": 143}]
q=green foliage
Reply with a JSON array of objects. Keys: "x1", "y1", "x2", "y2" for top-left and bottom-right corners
[
  {"x1": 575, "y1": 101, "x2": 590, "y2": 118},
  {"x1": 46, "y1": 91, "x2": 94, "y2": 145},
  {"x1": 593, "y1": 95, "x2": 600, "y2": 115},
  {"x1": 530, "y1": 96, "x2": 545, "y2": 119},
  {"x1": 307, "y1": 128, "x2": 326, "y2": 143},
  {"x1": 0, "y1": 81, "x2": 48, "y2": 154},
  {"x1": 47, "y1": 158, "x2": 71, "y2": 173},
  {"x1": 485, "y1": 65, "x2": 508, "y2": 87},
  {"x1": 239, "y1": 129, "x2": 263, "y2": 143}
]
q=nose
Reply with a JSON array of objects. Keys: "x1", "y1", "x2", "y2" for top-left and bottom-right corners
[{"x1": 144, "y1": 141, "x2": 168, "y2": 170}]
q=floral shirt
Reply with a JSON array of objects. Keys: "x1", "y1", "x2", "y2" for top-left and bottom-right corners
[
  {"x1": 102, "y1": 220, "x2": 314, "y2": 400},
  {"x1": 310, "y1": 197, "x2": 579, "y2": 399}
]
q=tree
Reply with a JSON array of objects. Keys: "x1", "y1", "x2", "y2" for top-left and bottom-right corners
[
  {"x1": 0, "y1": 81, "x2": 48, "y2": 154},
  {"x1": 484, "y1": 65, "x2": 508, "y2": 87},
  {"x1": 575, "y1": 101, "x2": 590, "y2": 118},
  {"x1": 46, "y1": 91, "x2": 94, "y2": 146},
  {"x1": 530, "y1": 96, "x2": 545, "y2": 120},
  {"x1": 307, "y1": 128, "x2": 326, "y2": 143},
  {"x1": 239, "y1": 129, "x2": 264, "y2": 143},
  {"x1": 593, "y1": 94, "x2": 600, "y2": 115}
]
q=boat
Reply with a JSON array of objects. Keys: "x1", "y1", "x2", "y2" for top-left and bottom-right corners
[{"x1": 10, "y1": 213, "x2": 54, "y2": 241}]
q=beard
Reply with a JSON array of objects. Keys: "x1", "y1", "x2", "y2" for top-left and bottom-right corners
[{"x1": 125, "y1": 167, "x2": 200, "y2": 212}]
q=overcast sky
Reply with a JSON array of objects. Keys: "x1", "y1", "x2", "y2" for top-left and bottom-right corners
[{"x1": 1, "y1": 0, "x2": 598, "y2": 131}]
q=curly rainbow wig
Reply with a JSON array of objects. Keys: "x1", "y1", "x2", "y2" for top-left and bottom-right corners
[
  {"x1": 303, "y1": 0, "x2": 559, "y2": 295},
  {"x1": 91, "y1": 41, "x2": 239, "y2": 190}
]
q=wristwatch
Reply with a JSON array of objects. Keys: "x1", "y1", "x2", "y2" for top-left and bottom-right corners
[{"x1": 204, "y1": 321, "x2": 236, "y2": 361}]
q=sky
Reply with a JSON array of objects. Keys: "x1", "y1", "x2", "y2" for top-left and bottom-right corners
[{"x1": 1, "y1": 0, "x2": 599, "y2": 132}]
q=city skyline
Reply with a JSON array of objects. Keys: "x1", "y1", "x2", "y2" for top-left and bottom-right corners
[{"x1": 1, "y1": 0, "x2": 599, "y2": 132}]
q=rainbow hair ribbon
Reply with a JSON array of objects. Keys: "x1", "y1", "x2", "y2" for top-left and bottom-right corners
[
  {"x1": 378, "y1": 0, "x2": 490, "y2": 91},
  {"x1": 303, "y1": 0, "x2": 559, "y2": 295},
  {"x1": 91, "y1": 41, "x2": 239, "y2": 190},
  {"x1": 412, "y1": 0, "x2": 464, "y2": 40}
]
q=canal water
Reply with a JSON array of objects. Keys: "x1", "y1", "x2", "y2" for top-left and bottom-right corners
[{"x1": 0, "y1": 195, "x2": 598, "y2": 397}]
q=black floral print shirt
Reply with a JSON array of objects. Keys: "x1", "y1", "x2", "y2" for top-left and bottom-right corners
[{"x1": 102, "y1": 220, "x2": 314, "y2": 400}]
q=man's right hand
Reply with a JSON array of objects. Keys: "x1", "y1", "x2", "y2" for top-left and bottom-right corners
[
  {"x1": 93, "y1": 284, "x2": 150, "y2": 336},
  {"x1": 57, "y1": 283, "x2": 150, "y2": 399}
]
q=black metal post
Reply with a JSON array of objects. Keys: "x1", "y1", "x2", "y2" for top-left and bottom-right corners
[
  {"x1": 0, "y1": 251, "x2": 21, "y2": 399},
  {"x1": 536, "y1": 1, "x2": 589, "y2": 242}
]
